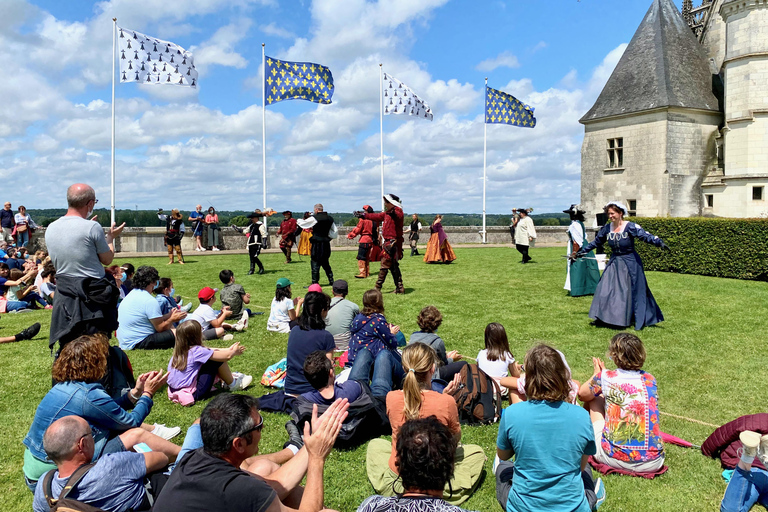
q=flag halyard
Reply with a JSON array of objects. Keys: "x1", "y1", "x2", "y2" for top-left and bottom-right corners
[{"x1": 117, "y1": 26, "x2": 198, "y2": 87}]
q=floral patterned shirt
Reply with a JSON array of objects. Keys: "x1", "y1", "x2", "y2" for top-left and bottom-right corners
[{"x1": 588, "y1": 368, "x2": 664, "y2": 462}]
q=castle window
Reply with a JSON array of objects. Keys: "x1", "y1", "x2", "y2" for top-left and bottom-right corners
[
  {"x1": 628, "y1": 199, "x2": 637, "y2": 217},
  {"x1": 607, "y1": 138, "x2": 623, "y2": 168},
  {"x1": 753, "y1": 187, "x2": 764, "y2": 201},
  {"x1": 705, "y1": 194, "x2": 714, "y2": 208}
]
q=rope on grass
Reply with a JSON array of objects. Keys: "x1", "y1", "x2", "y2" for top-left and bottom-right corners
[{"x1": 660, "y1": 410, "x2": 720, "y2": 429}]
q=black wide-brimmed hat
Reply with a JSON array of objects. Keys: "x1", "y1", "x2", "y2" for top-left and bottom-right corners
[
  {"x1": 281, "y1": 210, "x2": 292, "y2": 215},
  {"x1": 563, "y1": 204, "x2": 586, "y2": 215},
  {"x1": 247, "y1": 210, "x2": 264, "y2": 218}
]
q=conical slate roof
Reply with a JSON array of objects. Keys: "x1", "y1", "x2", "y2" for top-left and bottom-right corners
[{"x1": 580, "y1": 0, "x2": 720, "y2": 123}]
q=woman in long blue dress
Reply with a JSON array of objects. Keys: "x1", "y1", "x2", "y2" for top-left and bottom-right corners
[{"x1": 574, "y1": 201, "x2": 668, "y2": 330}]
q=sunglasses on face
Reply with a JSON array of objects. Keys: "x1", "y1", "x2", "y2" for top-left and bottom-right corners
[{"x1": 236, "y1": 415, "x2": 264, "y2": 439}]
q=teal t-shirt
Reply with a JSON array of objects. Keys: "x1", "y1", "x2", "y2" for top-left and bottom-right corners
[{"x1": 496, "y1": 400, "x2": 596, "y2": 512}]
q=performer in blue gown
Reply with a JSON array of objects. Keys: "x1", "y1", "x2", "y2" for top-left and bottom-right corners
[{"x1": 573, "y1": 201, "x2": 669, "y2": 330}]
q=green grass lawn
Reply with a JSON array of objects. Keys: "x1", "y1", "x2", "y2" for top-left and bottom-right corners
[{"x1": 2, "y1": 247, "x2": 766, "y2": 511}]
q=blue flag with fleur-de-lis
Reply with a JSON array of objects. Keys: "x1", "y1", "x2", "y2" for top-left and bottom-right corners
[
  {"x1": 485, "y1": 86, "x2": 535, "y2": 128},
  {"x1": 264, "y1": 56, "x2": 334, "y2": 105}
]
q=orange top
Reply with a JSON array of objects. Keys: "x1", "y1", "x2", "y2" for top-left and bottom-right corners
[{"x1": 385, "y1": 390, "x2": 461, "y2": 473}]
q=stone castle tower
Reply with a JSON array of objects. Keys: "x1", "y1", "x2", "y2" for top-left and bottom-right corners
[{"x1": 579, "y1": 0, "x2": 768, "y2": 220}]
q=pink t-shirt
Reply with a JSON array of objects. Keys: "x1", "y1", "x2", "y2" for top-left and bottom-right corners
[{"x1": 167, "y1": 345, "x2": 214, "y2": 390}]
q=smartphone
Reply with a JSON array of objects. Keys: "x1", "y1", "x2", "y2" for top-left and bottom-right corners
[{"x1": 133, "y1": 442, "x2": 152, "y2": 453}]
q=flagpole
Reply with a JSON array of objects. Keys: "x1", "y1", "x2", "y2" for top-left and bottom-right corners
[
  {"x1": 262, "y1": 43, "x2": 267, "y2": 211},
  {"x1": 379, "y1": 64, "x2": 384, "y2": 210},
  {"x1": 482, "y1": 77, "x2": 487, "y2": 244},
  {"x1": 111, "y1": 18, "x2": 117, "y2": 227}
]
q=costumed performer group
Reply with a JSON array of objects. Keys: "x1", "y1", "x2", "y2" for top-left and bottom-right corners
[
  {"x1": 563, "y1": 204, "x2": 599, "y2": 297},
  {"x1": 355, "y1": 194, "x2": 405, "y2": 294},
  {"x1": 347, "y1": 205, "x2": 379, "y2": 279},
  {"x1": 572, "y1": 201, "x2": 669, "y2": 330},
  {"x1": 423, "y1": 214, "x2": 456, "y2": 264}
]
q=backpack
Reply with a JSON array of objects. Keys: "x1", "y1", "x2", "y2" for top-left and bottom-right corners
[
  {"x1": 454, "y1": 362, "x2": 502, "y2": 425},
  {"x1": 43, "y1": 463, "x2": 106, "y2": 512}
]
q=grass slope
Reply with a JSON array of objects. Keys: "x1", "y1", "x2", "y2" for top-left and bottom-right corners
[{"x1": 1, "y1": 247, "x2": 765, "y2": 511}]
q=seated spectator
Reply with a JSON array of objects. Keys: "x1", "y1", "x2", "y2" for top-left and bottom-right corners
[
  {"x1": 721, "y1": 431, "x2": 768, "y2": 512},
  {"x1": 4, "y1": 247, "x2": 23, "y2": 270},
  {"x1": 348, "y1": 289, "x2": 404, "y2": 396},
  {"x1": 167, "y1": 320, "x2": 252, "y2": 406},
  {"x1": 219, "y1": 269, "x2": 252, "y2": 329},
  {"x1": 33, "y1": 416, "x2": 168, "y2": 512},
  {"x1": 14, "y1": 205, "x2": 37, "y2": 248},
  {"x1": 0, "y1": 240, "x2": 7, "y2": 258},
  {"x1": 358, "y1": 417, "x2": 475, "y2": 512},
  {"x1": 155, "y1": 277, "x2": 192, "y2": 319},
  {"x1": 186, "y1": 287, "x2": 234, "y2": 341},
  {"x1": 0, "y1": 321, "x2": 40, "y2": 344},
  {"x1": 476, "y1": 322, "x2": 519, "y2": 400},
  {"x1": 285, "y1": 291, "x2": 335, "y2": 397},
  {"x1": 120, "y1": 263, "x2": 135, "y2": 293},
  {"x1": 7, "y1": 268, "x2": 47, "y2": 308},
  {"x1": 496, "y1": 344, "x2": 604, "y2": 512},
  {"x1": 117, "y1": 265, "x2": 186, "y2": 350},
  {"x1": 105, "y1": 265, "x2": 126, "y2": 301},
  {"x1": 33, "y1": 250, "x2": 47, "y2": 265},
  {"x1": 500, "y1": 346, "x2": 579, "y2": 405},
  {"x1": 324, "y1": 279, "x2": 360, "y2": 351},
  {"x1": 22, "y1": 336, "x2": 181, "y2": 492},
  {"x1": 153, "y1": 393, "x2": 350, "y2": 512},
  {"x1": 302, "y1": 350, "x2": 362, "y2": 405},
  {"x1": 366, "y1": 343, "x2": 485, "y2": 506},
  {"x1": 578, "y1": 332, "x2": 664, "y2": 473},
  {"x1": 409, "y1": 306, "x2": 462, "y2": 366},
  {"x1": 0, "y1": 262, "x2": 38, "y2": 311},
  {"x1": 267, "y1": 278, "x2": 302, "y2": 333}
]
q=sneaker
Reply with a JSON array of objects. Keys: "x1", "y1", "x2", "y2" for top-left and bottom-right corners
[
  {"x1": 223, "y1": 334, "x2": 234, "y2": 341},
  {"x1": 229, "y1": 373, "x2": 253, "y2": 391},
  {"x1": 151, "y1": 423, "x2": 182, "y2": 440},
  {"x1": 283, "y1": 420, "x2": 304, "y2": 450},
  {"x1": 10, "y1": 308, "x2": 33, "y2": 313},
  {"x1": 44, "y1": 305, "x2": 53, "y2": 310},
  {"x1": 212, "y1": 247, "x2": 220, "y2": 251},
  {"x1": 741, "y1": 431, "x2": 761, "y2": 459},
  {"x1": 594, "y1": 477, "x2": 606, "y2": 510},
  {"x1": 231, "y1": 371, "x2": 244, "y2": 379},
  {"x1": 180, "y1": 302, "x2": 193, "y2": 313},
  {"x1": 492, "y1": 454, "x2": 501, "y2": 475},
  {"x1": 234, "y1": 311, "x2": 249, "y2": 332},
  {"x1": 760, "y1": 434, "x2": 768, "y2": 464},
  {"x1": 200, "y1": 247, "x2": 207, "y2": 251},
  {"x1": 15, "y1": 322, "x2": 41, "y2": 341},
  {"x1": 195, "y1": 247, "x2": 201, "y2": 251}
]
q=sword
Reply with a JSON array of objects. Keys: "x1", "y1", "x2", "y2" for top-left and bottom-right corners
[{"x1": 561, "y1": 255, "x2": 601, "y2": 261}]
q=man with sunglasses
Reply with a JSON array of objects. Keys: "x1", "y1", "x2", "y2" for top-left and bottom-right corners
[
  {"x1": 46, "y1": 183, "x2": 126, "y2": 353},
  {"x1": 33, "y1": 415, "x2": 168, "y2": 512},
  {"x1": 154, "y1": 393, "x2": 349, "y2": 512}
]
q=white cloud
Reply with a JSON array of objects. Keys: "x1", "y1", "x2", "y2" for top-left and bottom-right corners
[
  {"x1": 476, "y1": 51, "x2": 520, "y2": 72},
  {"x1": 194, "y1": 19, "x2": 252, "y2": 75},
  {"x1": 532, "y1": 41, "x2": 547, "y2": 53},
  {"x1": 260, "y1": 22, "x2": 295, "y2": 39}
]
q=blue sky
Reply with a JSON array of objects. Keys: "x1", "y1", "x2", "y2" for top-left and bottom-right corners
[{"x1": 0, "y1": 0, "x2": 691, "y2": 214}]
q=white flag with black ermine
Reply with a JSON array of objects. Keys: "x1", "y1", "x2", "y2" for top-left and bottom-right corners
[
  {"x1": 382, "y1": 73, "x2": 433, "y2": 120},
  {"x1": 117, "y1": 26, "x2": 198, "y2": 87}
]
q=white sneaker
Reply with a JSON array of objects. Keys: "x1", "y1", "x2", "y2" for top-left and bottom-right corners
[
  {"x1": 151, "y1": 423, "x2": 182, "y2": 440},
  {"x1": 759, "y1": 434, "x2": 768, "y2": 464},
  {"x1": 234, "y1": 311, "x2": 248, "y2": 332},
  {"x1": 741, "y1": 431, "x2": 761, "y2": 459},
  {"x1": 195, "y1": 247, "x2": 201, "y2": 252},
  {"x1": 232, "y1": 372, "x2": 244, "y2": 379},
  {"x1": 200, "y1": 247, "x2": 207, "y2": 251},
  {"x1": 212, "y1": 247, "x2": 220, "y2": 251},
  {"x1": 181, "y1": 302, "x2": 193, "y2": 313},
  {"x1": 229, "y1": 374, "x2": 253, "y2": 391},
  {"x1": 223, "y1": 334, "x2": 234, "y2": 341}
]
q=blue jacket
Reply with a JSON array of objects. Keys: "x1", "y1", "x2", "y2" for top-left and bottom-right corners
[{"x1": 23, "y1": 381, "x2": 153, "y2": 462}]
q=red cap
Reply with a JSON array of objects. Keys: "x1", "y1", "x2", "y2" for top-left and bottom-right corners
[{"x1": 198, "y1": 287, "x2": 216, "y2": 302}]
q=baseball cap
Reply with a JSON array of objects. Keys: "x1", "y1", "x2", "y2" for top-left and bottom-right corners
[
  {"x1": 332, "y1": 280, "x2": 348, "y2": 294},
  {"x1": 198, "y1": 287, "x2": 216, "y2": 301},
  {"x1": 307, "y1": 283, "x2": 323, "y2": 293},
  {"x1": 276, "y1": 277, "x2": 294, "y2": 289}
]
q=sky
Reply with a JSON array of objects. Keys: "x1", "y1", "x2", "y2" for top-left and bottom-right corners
[{"x1": 0, "y1": 0, "x2": 694, "y2": 214}]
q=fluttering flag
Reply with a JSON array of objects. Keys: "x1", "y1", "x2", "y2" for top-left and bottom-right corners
[
  {"x1": 383, "y1": 73, "x2": 433, "y2": 120},
  {"x1": 117, "y1": 27, "x2": 198, "y2": 87},
  {"x1": 485, "y1": 86, "x2": 535, "y2": 127},
  {"x1": 264, "y1": 56, "x2": 334, "y2": 105}
]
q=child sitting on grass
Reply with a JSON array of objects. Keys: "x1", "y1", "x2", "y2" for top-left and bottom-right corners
[
  {"x1": 167, "y1": 320, "x2": 252, "y2": 406},
  {"x1": 267, "y1": 278, "x2": 303, "y2": 333},
  {"x1": 578, "y1": 332, "x2": 665, "y2": 472},
  {"x1": 499, "y1": 345, "x2": 579, "y2": 404},
  {"x1": 301, "y1": 350, "x2": 362, "y2": 405},
  {"x1": 476, "y1": 322, "x2": 519, "y2": 399},
  {"x1": 155, "y1": 278, "x2": 192, "y2": 318},
  {"x1": 409, "y1": 305, "x2": 462, "y2": 366},
  {"x1": 219, "y1": 269, "x2": 253, "y2": 331},
  {"x1": 186, "y1": 287, "x2": 234, "y2": 341}
]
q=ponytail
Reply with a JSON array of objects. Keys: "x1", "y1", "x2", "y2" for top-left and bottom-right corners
[{"x1": 401, "y1": 342, "x2": 437, "y2": 421}]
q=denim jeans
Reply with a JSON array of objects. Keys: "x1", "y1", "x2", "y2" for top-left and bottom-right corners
[
  {"x1": 17, "y1": 230, "x2": 29, "y2": 247},
  {"x1": 349, "y1": 348, "x2": 404, "y2": 396},
  {"x1": 721, "y1": 466, "x2": 768, "y2": 512},
  {"x1": 167, "y1": 424, "x2": 203, "y2": 474},
  {"x1": 6, "y1": 300, "x2": 29, "y2": 311}
]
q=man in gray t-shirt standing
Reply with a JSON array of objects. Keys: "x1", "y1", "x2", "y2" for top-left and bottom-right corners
[
  {"x1": 324, "y1": 280, "x2": 360, "y2": 351},
  {"x1": 46, "y1": 183, "x2": 125, "y2": 351}
]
